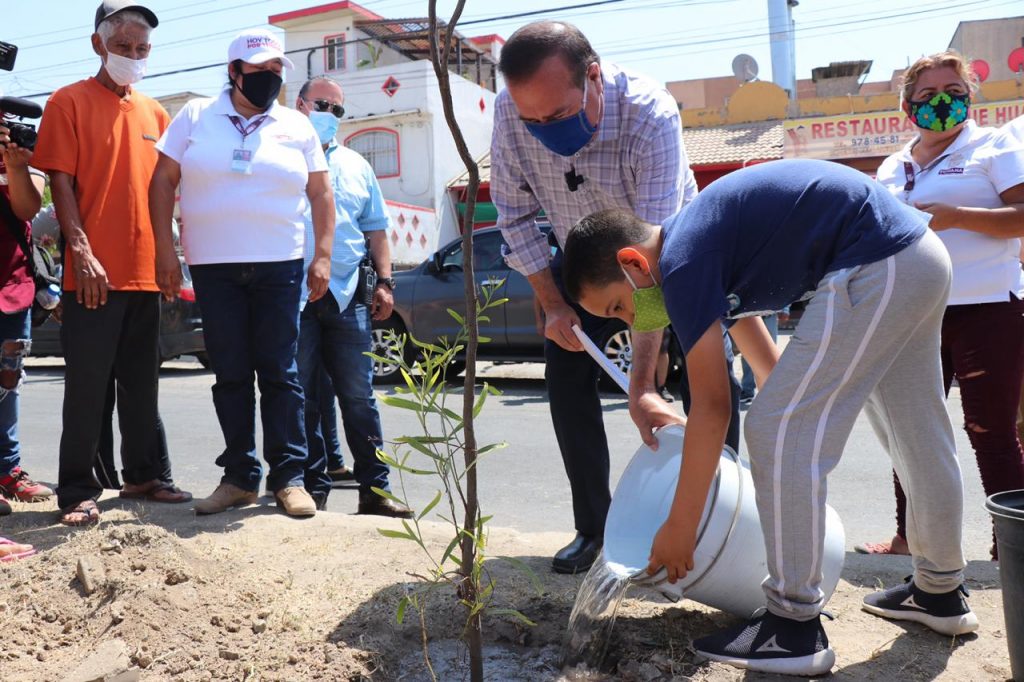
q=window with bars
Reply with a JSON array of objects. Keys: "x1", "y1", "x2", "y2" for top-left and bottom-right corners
[
  {"x1": 345, "y1": 129, "x2": 400, "y2": 178},
  {"x1": 324, "y1": 34, "x2": 345, "y2": 72}
]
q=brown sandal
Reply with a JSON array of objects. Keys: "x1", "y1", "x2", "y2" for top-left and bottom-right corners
[
  {"x1": 60, "y1": 499, "x2": 100, "y2": 526},
  {"x1": 119, "y1": 480, "x2": 192, "y2": 504}
]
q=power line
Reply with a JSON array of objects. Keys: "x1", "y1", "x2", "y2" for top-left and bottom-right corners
[{"x1": 13, "y1": 0, "x2": 628, "y2": 99}]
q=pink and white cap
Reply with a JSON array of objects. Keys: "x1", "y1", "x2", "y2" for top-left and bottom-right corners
[{"x1": 228, "y1": 29, "x2": 295, "y2": 70}]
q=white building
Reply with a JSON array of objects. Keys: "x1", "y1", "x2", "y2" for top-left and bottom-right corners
[{"x1": 268, "y1": 2, "x2": 502, "y2": 265}]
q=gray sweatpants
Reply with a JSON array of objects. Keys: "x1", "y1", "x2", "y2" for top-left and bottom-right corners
[{"x1": 745, "y1": 230, "x2": 966, "y2": 621}]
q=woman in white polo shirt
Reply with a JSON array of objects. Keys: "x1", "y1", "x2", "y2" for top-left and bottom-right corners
[
  {"x1": 149, "y1": 29, "x2": 334, "y2": 519},
  {"x1": 858, "y1": 51, "x2": 1024, "y2": 559}
]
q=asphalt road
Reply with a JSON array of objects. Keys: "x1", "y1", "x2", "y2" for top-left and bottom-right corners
[{"x1": 17, "y1": 351, "x2": 994, "y2": 562}]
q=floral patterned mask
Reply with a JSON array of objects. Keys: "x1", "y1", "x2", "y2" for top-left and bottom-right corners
[{"x1": 907, "y1": 91, "x2": 971, "y2": 132}]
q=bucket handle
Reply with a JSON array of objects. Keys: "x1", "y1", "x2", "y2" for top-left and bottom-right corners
[{"x1": 675, "y1": 446, "x2": 747, "y2": 600}]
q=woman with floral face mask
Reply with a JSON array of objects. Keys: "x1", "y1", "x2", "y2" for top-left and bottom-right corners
[{"x1": 858, "y1": 51, "x2": 1024, "y2": 559}]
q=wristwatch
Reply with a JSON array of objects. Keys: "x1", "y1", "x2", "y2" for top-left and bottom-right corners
[{"x1": 376, "y1": 277, "x2": 396, "y2": 291}]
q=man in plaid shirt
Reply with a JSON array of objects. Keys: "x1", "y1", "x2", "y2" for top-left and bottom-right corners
[{"x1": 491, "y1": 21, "x2": 699, "y2": 573}]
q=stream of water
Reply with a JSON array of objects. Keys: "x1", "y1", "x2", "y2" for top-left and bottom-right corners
[{"x1": 561, "y1": 554, "x2": 635, "y2": 670}]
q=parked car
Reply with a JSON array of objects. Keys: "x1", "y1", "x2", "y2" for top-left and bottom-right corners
[
  {"x1": 27, "y1": 206, "x2": 207, "y2": 366},
  {"x1": 371, "y1": 227, "x2": 682, "y2": 388}
]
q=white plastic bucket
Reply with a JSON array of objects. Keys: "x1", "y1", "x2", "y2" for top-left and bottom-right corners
[{"x1": 603, "y1": 425, "x2": 845, "y2": 618}]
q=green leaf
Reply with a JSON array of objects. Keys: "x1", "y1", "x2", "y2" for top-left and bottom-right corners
[
  {"x1": 440, "y1": 535, "x2": 461, "y2": 565},
  {"x1": 397, "y1": 595, "x2": 410, "y2": 624},
  {"x1": 472, "y1": 386, "x2": 491, "y2": 418},
  {"x1": 477, "y1": 442, "x2": 508, "y2": 456},
  {"x1": 397, "y1": 435, "x2": 449, "y2": 444},
  {"x1": 447, "y1": 309, "x2": 465, "y2": 325},
  {"x1": 418, "y1": 491, "x2": 442, "y2": 520},
  {"x1": 377, "y1": 528, "x2": 415, "y2": 541},
  {"x1": 496, "y1": 556, "x2": 546, "y2": 596},
  {"x1": 489, "y1": 608, "x2": 537, "y2": 627},
  {"x1": 379, "y1": 395, "x2": 428, "y2": 412},
  {"x1": 395, "y1": 437, "x2": 441, "y2": 462},
  {"x1": 478, "y1": 336, "x2": 492, "y2": 344},
  {"x1": 371, "y1": 486, "x2": 408, "y2": 506},
  {"x1": 400, "y1": 368, "x2": 417, "y2": 393}
]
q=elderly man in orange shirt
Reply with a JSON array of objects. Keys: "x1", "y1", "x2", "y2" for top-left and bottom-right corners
[{"x1": 33, "y1": 1, "x2": 191, "y2": 525}]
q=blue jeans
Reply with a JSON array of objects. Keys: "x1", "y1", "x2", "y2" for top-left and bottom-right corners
[
  {"x1": 297, "y1": 292, "x2": 388, "y2": 499},
  {"x1": 740, "y1": 314, "x2": 779, "y2": 400},
  {"x1": 190, "y1": 260, "x2": 307, "y2": 493},
  {"x1": 0, "y1": 308, "x2": 30, "y2": 477},
  {"x1": 318, "y1": 368, "x2": 345, "y2": 471}
]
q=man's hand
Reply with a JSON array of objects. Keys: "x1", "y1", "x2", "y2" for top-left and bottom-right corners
[
  {"x1": 646, "y1": 515, "x2": 697, "y2": 584},
  {"x1": 543, "y1": 300, "x2": 583, "y2": 352},
  {"x1": 630, "y1": 388, "x2": 685, "y2": 450},
  {"x1": 306, "y1": 256, "x2": 330, "y2": 302},
  {"x1": 70, "y1": 242, "x2": 109, "y2": 309},
  {"x1": 371, "y1": 284, "x2": 394, "y2": 321},
  {"x1": 155, "y1": 244, "x2": 183, "y2": 302},
  {"x1": 915, "y1": 201, "x2": 961, "y2": 231}
]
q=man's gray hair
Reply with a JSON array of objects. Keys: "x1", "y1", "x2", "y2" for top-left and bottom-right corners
[
  {"x1": 96, "y1": 10, "x2": 152, "y2": 43},
  {"x1": 298, "y1": 75, "x2": 343, "y2": 100}
]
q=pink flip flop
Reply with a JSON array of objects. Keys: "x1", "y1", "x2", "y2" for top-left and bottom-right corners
[{"x1": 0, "y1": 536, "x2": 36, "y2": 563}]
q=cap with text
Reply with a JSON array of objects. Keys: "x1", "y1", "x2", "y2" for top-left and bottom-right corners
[
  {"x1": 228, "y1": 29, "x2": 295, "y2": 70},
  {"x1": 94, "y1": 1, "x2": 158, "y2": 31}
]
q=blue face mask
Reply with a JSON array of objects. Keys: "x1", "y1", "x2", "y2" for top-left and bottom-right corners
[
  {"x1": 310, "y1": 110, "x2": 340, "y2": 145},
  {"x1": 524, "y1": 76, "x2": 599, "y2": 157}
]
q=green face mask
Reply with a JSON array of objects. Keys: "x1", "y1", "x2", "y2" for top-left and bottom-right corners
[{"x1": 623, "y1": 268, "x2": 670, "y2": 332}]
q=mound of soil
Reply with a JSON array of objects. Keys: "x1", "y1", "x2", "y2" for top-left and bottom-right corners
[{"x1": 0, "y1": 497, "x2": 1013, "y2": 681}]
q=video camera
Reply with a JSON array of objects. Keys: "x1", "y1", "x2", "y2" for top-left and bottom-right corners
[
  {"x1": 0, "y1": 97, "x2": 41, "y2": 151},
  {"x1": 0, "y1": 41, "x2": 41, "y2": 151}
]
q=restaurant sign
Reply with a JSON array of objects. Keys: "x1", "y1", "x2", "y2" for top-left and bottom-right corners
[{"x1": 784, "y1": 100, "x2": 1024, "y2": 159}]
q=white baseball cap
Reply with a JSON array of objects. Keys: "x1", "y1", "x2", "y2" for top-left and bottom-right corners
[{"x1": 228, "y1": 29, "x2": 295, "y2": 70}]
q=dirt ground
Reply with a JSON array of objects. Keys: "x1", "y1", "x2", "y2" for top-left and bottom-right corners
[{"x1": 0, "y1": 495, "x2": 1014, "y2": 681}]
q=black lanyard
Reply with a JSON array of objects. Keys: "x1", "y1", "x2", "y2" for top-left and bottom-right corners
[{"x1": 228, "y1": 115, "x2": 267, "y2": 147}]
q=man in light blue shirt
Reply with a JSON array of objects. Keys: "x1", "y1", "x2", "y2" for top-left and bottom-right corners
[{"x1": 294, "y1": 76, "x2": 411, "y2": 518}]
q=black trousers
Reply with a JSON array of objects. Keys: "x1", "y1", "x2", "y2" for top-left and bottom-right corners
[
  {"x1": 94, "y1": 372, "x2": 173, "y2": 490},
  {"x1": 57, "y1": 292, "x2": 161, "y2": 509},
  {"x1": 676, "y1": 332, "x2": 743, "y2": 453}
]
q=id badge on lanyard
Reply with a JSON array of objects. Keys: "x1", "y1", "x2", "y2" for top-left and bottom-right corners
[{"x1": 228, "y1": 114, "x2": 267, "y2": 175}]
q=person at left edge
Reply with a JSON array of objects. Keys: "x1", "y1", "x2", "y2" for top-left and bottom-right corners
[
  {"x1": 0, "y1": 99, "x2": 52, "y2": 517},
  {"x1": 149, "y1": 28, "x2": 335, "y2": 518},
  {"x1": 32, "y1": 1, "x2": 192, "y2": 527},
  {"x1": 292, "y1": 75, "x2": 413, "y2": 517}
]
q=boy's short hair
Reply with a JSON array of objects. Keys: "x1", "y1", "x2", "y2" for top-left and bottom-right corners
[{"x1": 563, "y1": 208, "x2": 654, "y2": 302}]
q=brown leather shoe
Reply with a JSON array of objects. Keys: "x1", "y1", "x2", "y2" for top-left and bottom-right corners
[
  {"x1": 275, "y1": 487, "x2": 316, "y2": 517},
  {"x1": 358, "y1": 492, "x2": 414, "y2": 518},
  {"x1": 195, "y1": 483, "x2": 257, "y2": 515}
]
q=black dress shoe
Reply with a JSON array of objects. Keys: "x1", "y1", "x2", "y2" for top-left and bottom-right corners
[
  {"x1": 358, "y1": 492, "x2": 414, "y2": 518},
  {"x1": 328, "y1": 467, "x2": 357, "y2": 487},
  {"x1": 552, "y1": 533, "x2": 603, "y2": 574}
]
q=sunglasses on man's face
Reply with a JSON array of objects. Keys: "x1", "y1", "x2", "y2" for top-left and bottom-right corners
[{"x1": 305, "y1": 98, "x2": 345, "y2": 118}]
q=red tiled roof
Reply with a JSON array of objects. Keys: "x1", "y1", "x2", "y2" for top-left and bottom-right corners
[{"x1": 682, "y1": 120, "x2": 784, "y2": 166}]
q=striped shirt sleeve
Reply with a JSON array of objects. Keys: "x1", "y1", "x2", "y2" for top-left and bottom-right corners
[{"x1": 491, "y1": 94, "x2": 550, "y2": 277}]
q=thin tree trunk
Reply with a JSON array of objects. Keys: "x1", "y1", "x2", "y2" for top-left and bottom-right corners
[{"x1": 427, "y1": 3, "x2": 483, "y2": 681}]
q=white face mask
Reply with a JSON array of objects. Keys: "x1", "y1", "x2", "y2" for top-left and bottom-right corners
[{"x1": 103, "y1": 51, "x2": 147, "y2": 86}]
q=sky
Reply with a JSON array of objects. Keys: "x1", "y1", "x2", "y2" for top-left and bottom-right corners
[{"x1": 1, "y1": 0, "x2": 1021, "y2": 106}]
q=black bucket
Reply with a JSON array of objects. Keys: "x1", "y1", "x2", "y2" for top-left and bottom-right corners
[{"x1": 987, "y1": 489, "x2": 1024, "y2": 682}]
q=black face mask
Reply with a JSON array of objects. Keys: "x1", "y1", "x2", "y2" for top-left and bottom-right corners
[{"x1": 234, "y1": 69, "x2": 282, "y2": 110}]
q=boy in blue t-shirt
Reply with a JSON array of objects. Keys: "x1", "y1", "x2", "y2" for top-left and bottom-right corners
[{"x1": 562, "y1": 159, "x2": 976, "y2": 676}]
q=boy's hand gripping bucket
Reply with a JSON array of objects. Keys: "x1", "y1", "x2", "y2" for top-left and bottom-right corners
[{"x1": 603, "y1": 425, "x2": 846, "y2": 618}]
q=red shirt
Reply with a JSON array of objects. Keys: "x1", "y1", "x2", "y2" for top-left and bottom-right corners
[{"x1": 0, "y1": 181, "x2": 34, "y2": 314}]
